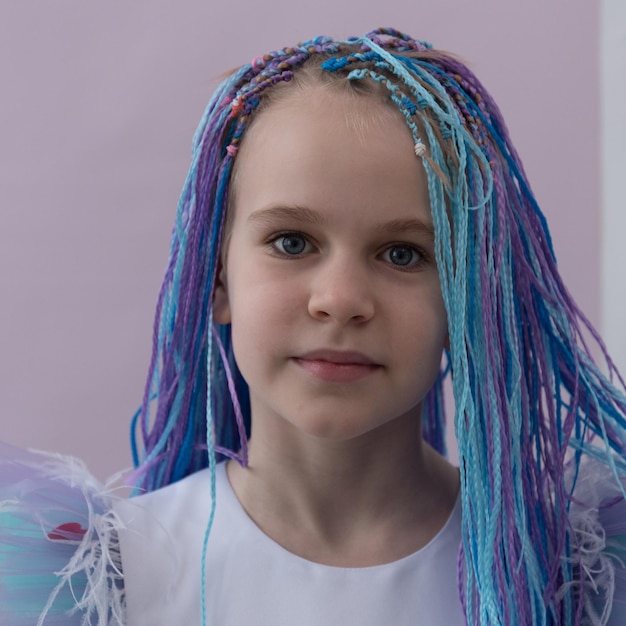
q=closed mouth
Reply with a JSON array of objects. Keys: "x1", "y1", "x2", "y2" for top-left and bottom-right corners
[
  {"x1": 295, "y1": 349, "x2": 379, "y2": 366},
  {"x1": 293, "y1": 350, "x2": 381, "y2": 383}
]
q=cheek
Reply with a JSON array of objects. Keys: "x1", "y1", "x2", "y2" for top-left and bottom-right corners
[
  {"x1": 230, "y1": 278, "x2": 299, "y2": 326},
  {"x1": 228, "y1": 256, "x2": 306, "y2": 321},
  {"x1": 400, "y1": 297, "x2": 448, "y2": 365},
  {"x1": 227, "y1": 278, "x2": 302, "y2": 368}
]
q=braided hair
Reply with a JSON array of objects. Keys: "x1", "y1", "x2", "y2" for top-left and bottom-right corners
[{"x1": 130, "y1": 28, "x2": 626, "y2": 625}]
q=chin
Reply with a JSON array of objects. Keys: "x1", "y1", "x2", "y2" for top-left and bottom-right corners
[{"x1": 294, "y1": 415, "x2": 392, "y2": 443}]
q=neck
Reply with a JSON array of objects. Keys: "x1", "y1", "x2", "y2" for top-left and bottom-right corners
[{"x1": 227, "y1": 407, "x2": 459, "y2": 567}]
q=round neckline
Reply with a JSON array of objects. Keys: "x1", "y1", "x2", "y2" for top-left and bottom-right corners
[{"x1": 217, "y1": 462, "x2": 462, "y2": 572}]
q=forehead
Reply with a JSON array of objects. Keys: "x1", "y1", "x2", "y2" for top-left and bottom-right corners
[
  {"x1": 231, "y1": 87, "x2": 430, "y2": 219},
  {"x1": 240, "y1": 84, "x2": 409, "y2": 151}
]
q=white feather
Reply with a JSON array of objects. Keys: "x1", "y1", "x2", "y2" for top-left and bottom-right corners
[{"x1": 0, "y1": 443, "x2": 128, "y2": 625}]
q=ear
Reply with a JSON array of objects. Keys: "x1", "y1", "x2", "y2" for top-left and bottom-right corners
[{"x1": 212, "y1": 263, "x2": 231, "y2": 324}]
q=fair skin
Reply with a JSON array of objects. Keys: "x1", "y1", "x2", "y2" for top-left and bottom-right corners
[{"x1": 214, "y1": 85, "x2": 459, "y2": 567}]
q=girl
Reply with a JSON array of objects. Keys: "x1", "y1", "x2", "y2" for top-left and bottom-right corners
[{"x1": 2, "y1": 27, "x2": 626, "y2": 626}]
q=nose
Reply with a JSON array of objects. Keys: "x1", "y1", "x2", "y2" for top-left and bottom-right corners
[{"x1": 307, "y1": 254, "x2": 375, "y2": 324}]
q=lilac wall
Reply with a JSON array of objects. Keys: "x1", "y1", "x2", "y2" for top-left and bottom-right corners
[{"x1": 0, "y1": 1, "x2": 599, "y2": 480}]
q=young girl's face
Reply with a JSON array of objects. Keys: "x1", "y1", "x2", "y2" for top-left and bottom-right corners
[{"x1": 214, "y1": 86, "x2": 448, "y2": 443}]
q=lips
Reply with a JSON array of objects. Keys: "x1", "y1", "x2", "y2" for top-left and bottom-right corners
[{"x1": 293, "y1": 349, "x2": 381, "y2": 383}]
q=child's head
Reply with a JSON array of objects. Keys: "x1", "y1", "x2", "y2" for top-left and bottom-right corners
[
  {"x1": 212, "y1": 75, "x2": 448, "y2": 445},
  {"x1": 132, "y1": 27, "x2": 626, "y2": 624},
  {"x1": 133, "y1": 29, "x2": 485, "y2": 482}
]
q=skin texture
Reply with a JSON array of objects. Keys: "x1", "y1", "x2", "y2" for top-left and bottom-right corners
[{"x1": 214, "y1": 86, "x2": 459, "y2": 567}]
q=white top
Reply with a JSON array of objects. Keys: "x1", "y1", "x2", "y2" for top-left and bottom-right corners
[{"x1": 115, "y1": 463, "x2": 465, "y2": 626}]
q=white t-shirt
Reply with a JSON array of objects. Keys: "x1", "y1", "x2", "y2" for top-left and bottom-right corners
[{"x1": 115, "y1": 463, "x2": 465, "y2": 626}]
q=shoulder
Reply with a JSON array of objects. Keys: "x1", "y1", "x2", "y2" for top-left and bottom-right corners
[
  {"x1": 116, "y1": 465, "x2": 217, "y2": 524},
  {"x1": 114, "y1": 463, "x2": 231, "y2": 549},
  {"x1": 114, "y1": 463, "x2": 231, "y2": 624}
]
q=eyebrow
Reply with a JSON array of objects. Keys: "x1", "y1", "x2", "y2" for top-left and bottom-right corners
[
  {"x1": 247, "y1": 205, "x2": 435, "y2": 239},
  {"x1": 248, "y1": 206, "x2": 326, "y2": 226},
  {"x1": 378, "y1": 218, "x2": 435, "y2": 239}
]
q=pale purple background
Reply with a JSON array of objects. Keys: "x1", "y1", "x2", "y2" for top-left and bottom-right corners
[{"x1": 0, "y1": 1, "x2": 599, "y2": 480}]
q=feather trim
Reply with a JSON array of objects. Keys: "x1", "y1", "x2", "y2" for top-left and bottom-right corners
[
  {"x1": 564, "y1": 457, "x2": 626, "y2": 625},
  {"x1": 0, "y1": 442, "x2": 126, "y2": 625}
]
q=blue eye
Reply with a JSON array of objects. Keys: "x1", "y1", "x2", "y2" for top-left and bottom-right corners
[
  {"x1": 274, "y1": 234, "x2": 308, "y2": 255},
  {"x1": 384, "y1": 245, "x2": 421, "y2": 267}
]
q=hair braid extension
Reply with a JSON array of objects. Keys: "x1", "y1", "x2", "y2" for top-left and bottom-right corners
[{"x1": 130, "y1": 28, "x2": 626, "y2": 625}]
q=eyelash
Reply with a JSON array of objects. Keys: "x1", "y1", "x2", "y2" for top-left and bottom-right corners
[
  {"x1": 380, "y1": 245, "x2": 425, "y2": 271},
  {"x1": 267, "y1": 231, "x2": 428, "y2": 272},
  {"x1": 268, "y1": 232, "x2": 315, "y2": 257}
]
